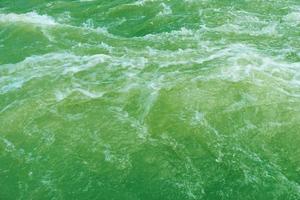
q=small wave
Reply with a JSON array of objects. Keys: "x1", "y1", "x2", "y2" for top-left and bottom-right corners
[
  {"x1": 197, "y1": 44, "x2": 300, "y2": 94},
  {"x1": 0, "y1": 11, "x2": 57, "y2": 26},
  {"x1": 157, "y1": 3, "x2": 172, "y2": 16},
  {"x1": 55, "y1": 88, "x2": 104, "y2": 102},
  {"x1": 283, "y1": 11, "x2": 300, "y2": 26},
  {"x1": 0, "y1": 11, "x2": 116, "y2": 41}
]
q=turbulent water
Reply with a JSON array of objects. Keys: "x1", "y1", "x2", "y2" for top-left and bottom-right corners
[{"x1": 0, "y1": 0, "x2": 300, "y2": 199}]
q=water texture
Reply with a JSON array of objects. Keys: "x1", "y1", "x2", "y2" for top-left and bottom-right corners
[{"x1": 0, "y1": 0, "x2": 300, "y2": 199}]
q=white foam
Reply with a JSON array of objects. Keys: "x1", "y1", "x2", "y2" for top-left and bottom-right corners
[
  {"x1": 201, "y1": 44, "x2": 300, "y2": 91},
  {"x1": 142, "y1": 26, "x2": 196, "y2": 39},
  {"x1": 62, "y1": 54, "x2": 110, "y2": 74},
  {"x1": 157, "y1": 3, "x2": 172, "y2": 16},
  {"x1": 191, "y1": 111, "x2": 205, "y2": 125},
  {"x1": 283, "y1": 11, "x2": 300, "y2": 25},
  {"x1": 0, "y1": 11, "x2": 115, "y2": 40},
  {"x1": 0, "y1": 137, "x2": 15, "y2": 152},
  {"x1": 0, "y1": 12, "x2": 57, "y2": 26},
  {"x1": 133, "y1": 0, "x2": 162, "y2": 6},
  {"x1": 0, "y1": 52, "x2": 111, "y2": 94},
  {"x1": 212, "y1": 22, "x2": 279, "y2": 37},
  {"x1": 55, "y1": 88, "x2": 104, "y2": 102}
]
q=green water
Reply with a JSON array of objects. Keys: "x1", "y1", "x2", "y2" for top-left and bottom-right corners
[{"x1": 0, "y1": 0, "x2": 300, "y2": 199}]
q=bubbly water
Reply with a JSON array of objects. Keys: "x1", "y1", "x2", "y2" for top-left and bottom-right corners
[{"x1": 0, "y1": 1, "x2": 300, "y2": 199}]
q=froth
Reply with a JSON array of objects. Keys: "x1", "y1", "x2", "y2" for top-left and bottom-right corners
[{"x1": 0, "y1": 12, "x2": 57, "y2": 26}]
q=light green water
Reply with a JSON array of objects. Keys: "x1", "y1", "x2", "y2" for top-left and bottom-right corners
[{"x1": 0, "y1": 0, "x2": 300, "y2": 199}]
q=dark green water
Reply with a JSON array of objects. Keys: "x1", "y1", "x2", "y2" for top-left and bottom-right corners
[{"x1": 1, "y1": 0, "x2": 300, "y2": 199}]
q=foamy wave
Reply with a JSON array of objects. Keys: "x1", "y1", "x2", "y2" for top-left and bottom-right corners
[
  {"x1": 0, "y1": 12, "x2": 57, "y2": 26},
  {"x1": 157, "y1": 3, "x2": 172, "y2": 16},
  {"x1": 199, "y1": 44, "x2": 300, "y2": 94},
  {"x1": 55, "y1": 88, "x2": 104, "y2": 102},
  {"x1": 0, "y1": 52, "x2": 110, "y2": 94},
  {"x1": 283, "y1": 11, "x2": 300, "y2": 25},
  {"x1": 133, "y1": 0, "x2": 162, "y2": 6}
]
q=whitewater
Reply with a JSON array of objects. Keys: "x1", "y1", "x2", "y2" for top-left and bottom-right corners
[{"x1": 0, "y1": 0, "x2": 300, "y2": 199}]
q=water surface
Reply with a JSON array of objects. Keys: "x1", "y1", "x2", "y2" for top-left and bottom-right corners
[{"x1": 0, "y1": 0, "x2": 300, "y2": 199}]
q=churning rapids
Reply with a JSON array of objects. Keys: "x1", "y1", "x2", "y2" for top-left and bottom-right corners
[{"x1": 0, "y1": 0, "x2": 300, "y2": 199}]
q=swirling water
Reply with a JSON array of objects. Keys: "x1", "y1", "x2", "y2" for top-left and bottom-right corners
[{"x1": 0, "y1": 0, "x2": 300, "y2": 199}]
